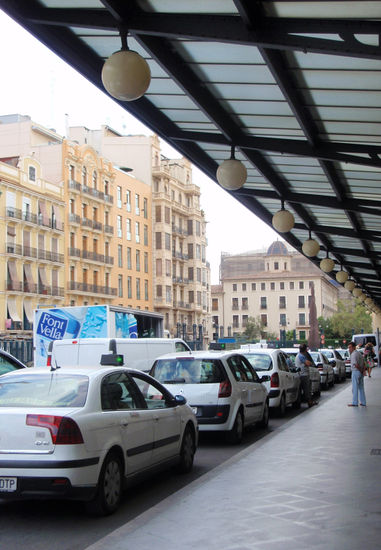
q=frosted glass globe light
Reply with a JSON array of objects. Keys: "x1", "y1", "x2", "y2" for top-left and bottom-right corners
[
  {"x1": 272, "y1": 209, "x2": 295, "y2": 233},
  {"x1": 336, "y1": 270, "x2": 348, "y2": 284},
  {"x1": 344, "y1": 280, "x2": 356, "y2": 292},
  {"x1": 302, "y1": 238, "x2": 320, "y2": 257},
  {"x1": 101, "y1": 49, "x2": 151, "y2": 101},
  {"x1": 216, "y1": 158, "x2": 247, "y2": 190},
  {"x1": 320, "y1": 257, "x2": 335, "y2": 273}
]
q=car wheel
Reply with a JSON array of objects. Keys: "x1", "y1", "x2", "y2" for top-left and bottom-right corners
[
  {"x1": 259, "y1": 400, "x2": 269, "y2": 427},
  {"x1": 292, "y1": 389, "x2": 302, "y2": 409},
  {"x1": 177, "y1": 426, "x2": 195, "y2": 473},
  {"x1": 277, "y1": 393, "x2": 286, "y2": 417},
  {"x1": 226, "y1": 410, "x2": 243, "y2": 444},
  {"x1": 86, "y1": 451, "x2": 123, "y2": 516}
]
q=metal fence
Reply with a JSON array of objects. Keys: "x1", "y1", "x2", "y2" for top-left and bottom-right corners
[{"x1": 0, "y1": 339, "x2": 34, "y2": 365}]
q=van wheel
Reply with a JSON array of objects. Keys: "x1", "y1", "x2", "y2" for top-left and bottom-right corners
[
  {"x1": 86, "y1": 452, "x2": 123, "y2": 516},
  {"x1": 177, "y1": 426, "x2": 195, "y2": 473},
  {"x1": 226, "y1": 410, "x2": 243, "y2": 444}
]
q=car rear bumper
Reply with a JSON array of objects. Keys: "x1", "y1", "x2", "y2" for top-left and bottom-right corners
[
  {"x1": 0, "y1": 476, "x2": 96, "y2": 501},
  {"x1": 191, "y1": 404, "x2": 230, "y2": 427}
]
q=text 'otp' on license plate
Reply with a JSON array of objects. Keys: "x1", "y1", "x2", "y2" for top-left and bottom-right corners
[{"x1": 0, "y1": 477, "x2": 17, "y2": 492}]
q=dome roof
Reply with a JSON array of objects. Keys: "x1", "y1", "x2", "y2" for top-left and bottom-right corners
[{"x1": 267, "y1": 240, "x2": 288, "y2": 255}]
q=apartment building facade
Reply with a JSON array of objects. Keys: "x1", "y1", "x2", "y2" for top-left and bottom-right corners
[
  {"x1": 68, "y1": 126, "x2": 211, "y2": 341},
  {"x1": 0, "y1": 155, "x2": 65, "y2": 335},
  {"x1": 211, "y1": 240, "x2": 339, "y2": 341}
]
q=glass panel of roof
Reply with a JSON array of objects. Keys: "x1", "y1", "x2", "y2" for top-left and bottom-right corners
[
  {"x1": 297, "y1": 70, "x2": 381, "y2": 90},
  {"x1": 290, "y1": 52, "x2": 381, "y2": 71},
  {"x1": 238, "y1": 115, "x2": 301, "y2": 130},
  {"x1": 319, "y1": 121, "x2": 381, "y2": 135},
  {"x1": 137, "y1": 0, "x2": 237, "y2": 14},
  {"x1": 190, "y1": 63, "x2": 277, "y2": 84},
  {"x1": 314, "y1": 107, "x2": 381, "y2": 123},
  {"x1": 308, "y1": 90, "x2": 381, "y2": 108},
  {"x1": 224, "y1": 100, "x2": 293, "y2": 117},
  {"x1": 42, "y1": 0, "x2": 102, "y2": 6},
  {"x1": 176, "y1": 123, "x2": 220, "y2": 131},
  {"x1": 160, "y1": 109, "x2": 212, "y2": 123},
  {"x1": 211, "y1": 84, "x2": 285, "y2": 101},
  {"x1": 245, "y1": 128, "x2": 305, "y2": 138},
  {"x1": 264, "y1": 2, "x2": 381, "y2": 19},
  {"x1": 145, "y1": 78, "x2": 186, "y2": 95},
  {"x1": 177, "y1": 42, "x2": 265, "y2": 65},
  {"x1": 147, "y1": 95, "x2": 198, "y2": 109}
]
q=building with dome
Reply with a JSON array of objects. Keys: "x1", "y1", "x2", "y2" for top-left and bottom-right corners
[{"x1": 210, "y1": 241, "x2": 339, "y2": 342}]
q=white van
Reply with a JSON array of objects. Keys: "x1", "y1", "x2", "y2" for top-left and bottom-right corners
[{"x1": 48, "y1": 338, "x2": 192, "y2": 372}]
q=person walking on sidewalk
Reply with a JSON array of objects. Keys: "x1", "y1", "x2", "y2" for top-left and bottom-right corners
[
  {"x1": 364, "y1": 342, "x2": 376, "y2": 377},
  {"x1": 295, "y1": 343, "x2": 316, "y2": 408},
  {"x1": 348, "y1": 341, "x2": 366, "y2": 407}
]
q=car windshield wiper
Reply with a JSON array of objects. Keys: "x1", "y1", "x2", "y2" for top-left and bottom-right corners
[{"x1": 162, "y1": 378, "x2": 186, "y2": 384}]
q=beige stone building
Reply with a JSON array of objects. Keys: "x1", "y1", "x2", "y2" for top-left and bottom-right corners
[
  {"x1": 211, "y1": 241, "x2": 339, "y2": 342},
  {"x1": 67, "y1": 126, "x2": 211, "y2": 342},
  {"x1": 0, "y1": 155, "x2": 65, "y2": 336}
]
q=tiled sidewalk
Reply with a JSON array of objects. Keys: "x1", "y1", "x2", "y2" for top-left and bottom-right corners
[{"x1": 87, "y1": 369, "x2": 381, "y2": 550}]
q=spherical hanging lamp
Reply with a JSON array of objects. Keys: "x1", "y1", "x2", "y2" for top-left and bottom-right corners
[
  {"x1": 101, "y1": 30, "x2": 151, "y2": 101},
  {"x1": 344, "y1": 279, "x2": 356, "y2": 292},
  {"x1": 352, "y1": 287, "x2": 362, "y2": 298},
  {"x1": 336, "y1": 266, "x2": 348, "y2": 284},
  {"x1": 320, "y1": 250, "x2": 334, "y2": 273},
  {"x1": 272, "y1": 200, "x2": 295, "y2": 233},
  {"x1": 302, "y1": 230, "x2": 320, "y2": 257},
  {"x1": 216, "y1": 145, "x2": 247, "y2": 190},
  {"x1": 365, "y1": 297, "x2": 372, "y2": 306}
]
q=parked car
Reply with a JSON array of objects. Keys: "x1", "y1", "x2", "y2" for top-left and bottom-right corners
[
  {"x1": 237, "y1": 348, "x2": 301, "y2": 416},
  {"x1": 280, "y1": 348, "x2": 321, "y2": 398},
  {"x1": 336, "y1": 349, "x2": 351, "y2": 377},
  {"x1": 0, "y1": 364, "x2": 198, "y2": 515},
  {"x1": 319, "y1": 348, "x2": 346, "y2": 382},
  {"x1": 150, "y1": 350, "x2": 269, "y2": 444},
  {"x1": 309, "y1": 351, "x2": 335, "y2": 389},
  {"x1": 0, "y1": 348, "x2": 28, "y2": 376}
]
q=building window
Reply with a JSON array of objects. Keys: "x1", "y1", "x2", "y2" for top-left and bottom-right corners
[
  {"x1": 165, "y1": 233, "x2": 170, "y2": 250},
  {"x1": 251, "y1": 283, "x2": 256, "y2": 291},
  {"x1": 82, "y1": 166, "x2": 87, "y2": 186},
  {"x1": 242, "y1": 297, "x2": 248, "y2": 310},
  {"x1": 290, "y1": 281, "x2": 294, "y2": 290},
  {"x1": 188, "y1": 243, "x2": 193, "y2": 259},
  {"x1": 164, "y1": 206, "x2": 170, "y2": 224},
  {"x1": 144, "y1": 252, "x2": 148, "y2": 273},
  {"x1": 261, "y1": 314, "x2": 267, "y2": 327},
  {"x1": 299, "y1": 330, "x2": 306, "y2": 340},
  {"x1": 233, "y1": 315, "x2": 239, "y2": 328},
  {"x1": 135, "y1": 194, "x2": 140, "y2": 215},
  {"x1": 196, "y1": 220, "x2": 201, "y2": 236},
  {"x1": 144, "y1": 280, "x2": 149, "y2": 300},
  {"x1": 280, "y1": 313, "x2": 287, "y2": 326},
  {"x1": 299, "y1": 313, "x2": 306, "y2": 325},
  {"x1": 165, "y1": 286, "x2": 171, "y2": 303},
  {"x1": 127, "y1": 247, "x2": 132, "y2": 269},
  {"x1": 197, "y1": 268, "x2": 201, "y2": 282},
  {"x1": 274, "y1": 262, "x2": 279, "y2": 270},
  {"x1": 212, "y1": 298, "x2": 218, "y2": 311},
  {"x1": 118, "y1": 275, "x2": 123, "y2": 297},
  {"x1": 156, "y1": 258, "x2": 162, "y2": 276},
  {"x1": 261, "y1": 282, "x2": 265, "y2": 291},
  {"x1": 189, "y1": 291, "x2": 194, "y2": 303},
  {"x1": 196, "y1": 244, "x2": 201, "y2": 259},
  {"x1": 165, "y1": 260, "x2": 171, "y2": 276},
  {"x1": 28, "y1": 165, "x2": 36, "y2": 182},
  {"x1": 280, "y1": 282, "x2": 284, "y2": 290},
  {"x1": 93, "y1": 171, "x2": 98, "y2": 189},
  {"x1": 242, "y1": 283, "x2": 246, "y2": 291},
  {"x1": 188, "y1": 267, "x2": 194, "y2": 281},
  {"x1": 232, "y1": 297, "x2": 239, "y2": 310},
  {"x1": 135, "y1": 222, "x2": 140, "y2": 243},
  {"x1": 233, "y1": 283, "x2": 237, "y2": 291},
  {"x1": 127, "y1": 276, "x2": 132, "y2": 299},
  {"x1": 125, "y1": 190, "x2": 131, "y2": 211},
  {"x1": 156, "y1": 285, "x2": 162, "y2": 298},
  {"x1": 242, "y1": 315, "x2": 248, "y2": 327},
  {"x1": 143, "y1": 198, "x2": 148, "y2": 219},
  {"x1": 144, "y1": 225, "x2": 148, "y2": 246},
  {"x1": 279, "y1": 296, "x2": 286, "y2": 309},
  {"x1": 126, "y1": 219, "x2": 132, "y2": 241},
  {"x1": 299, "y1": 281, "x2": 304, "y2": 289},
  {"x1": 260, "y1": 297, "x2": 267, "y2": 309},
  {"x1": 117, "y1": 186, "x2": 122, "y2": 208},
  {"x1": 118, "y1": 245, "x2": 123, "y2": 268},
  {"x1": 298, "y1": 295, "x2": 305, "y2": 308},
  {"x1": 136, "y1": 250, "x2": 140, "y2": 272},
  {"x1": 271, "y1": 282, "x2": 275, "y2": 290},
  {"x1": 156, "y1": 232, "x2": 162, "y2": 249},
  {"x1": 309, "y1": 281, "x2": 314, "y2": 288},
  {"x1": 197, "y1": 291, "x2": 201, "y2": 306},
  {"x1": 117, "y1": 216, "x2": 122, "y2": 238}
]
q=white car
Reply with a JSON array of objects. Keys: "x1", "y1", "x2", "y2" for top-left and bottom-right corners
[
  {"x1": 319, "y1": 349, "x2": 346, "y2": 382},
  {"x1": 280, "y1": 348, "x2": 321, "y2": 398},
  {"x1": 237, "y1": 348, "x2": 301, "y2": 416},
  {"x1": 336, "y1": 349, "x2": 351, "y2": 377},
  {"x1": 150, "y1": 350, "x2": 269, "y2": 444},
  {"x1": 309, "y1": 351, "x2": 335, "y2": 390},
  {"x1": 0, "y1": 364, "x2": 198, "y2": 515}
]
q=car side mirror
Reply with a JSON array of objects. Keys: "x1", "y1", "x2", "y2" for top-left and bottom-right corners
[{"x1": 174, "y1": 394, "x2": 187, "y2": 406}]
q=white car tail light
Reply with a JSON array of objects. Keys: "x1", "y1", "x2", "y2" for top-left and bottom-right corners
[{"x1": 26, "y1": 414, "x2": 84, "y2": 444}]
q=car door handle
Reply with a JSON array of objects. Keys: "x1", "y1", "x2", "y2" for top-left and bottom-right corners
[{"x1": 120, "y1": 421, "x2": 128, "y2": 427}]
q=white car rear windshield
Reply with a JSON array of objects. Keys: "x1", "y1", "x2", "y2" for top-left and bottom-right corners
[
  {"x1": 152, "y1": 358, "x2": 224, "y2": 384},
  {"x1": 0, "y1": 374, "x2": 89, "y2": 408},
  {"x1": 242, "y1": 354, "x2": 273, "y2": 371}
]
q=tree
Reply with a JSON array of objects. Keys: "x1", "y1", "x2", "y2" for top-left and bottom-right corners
[
  {"x1": 242, "y1": 316, "x2": 265, "y2": 340},
  {"x1": 320, "y1": 299, "x2": 372, "y2": 340}
]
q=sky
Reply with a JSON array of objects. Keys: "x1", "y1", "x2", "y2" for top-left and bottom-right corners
[{"x1": 0, "y1": 10, "x2": 280, "y2": 284}]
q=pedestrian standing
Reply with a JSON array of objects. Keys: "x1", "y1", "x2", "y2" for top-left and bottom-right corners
[
  {"x1": 295, "y1": 343, "x2": 316, "y2": 408},
  {"x1": 363, "y1": 342, "x2": 376, "y2": 377},
  {"x1": 347, "y1": 341, "x2": 366, "y2": 407}
]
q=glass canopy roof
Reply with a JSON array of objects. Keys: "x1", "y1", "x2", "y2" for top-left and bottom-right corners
[{"x1": 1, "y1": 0, "x2": 381, "y2": 306}]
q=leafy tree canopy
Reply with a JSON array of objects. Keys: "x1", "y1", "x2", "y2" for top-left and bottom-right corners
[{"x1": 318, "y1": 299, "x2": 372, "y2": 339}]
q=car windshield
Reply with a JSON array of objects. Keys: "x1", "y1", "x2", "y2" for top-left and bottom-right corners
[
  {"x1": 0, "y1": 354, "x2": 23, "y2": 375},
  {"x1": 152, "y1": 358, "x2": 224, "y2": 384},
  {"x1": 309, "y1": 352, "x2": 319, "y2": 362},
  {"x1": 324, "y1": 350, "x2": 334, "y2": 358},
  {"x1": 0, "y1": 374, "x2": 89, "y2": 407},
  {"x1": 242, "y1": 353, "x2": 273, "y2": 372}
]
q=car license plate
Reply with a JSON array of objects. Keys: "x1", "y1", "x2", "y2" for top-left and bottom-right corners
[
  {"x1": 191, "y1": 407, "x2": 198, "y2": 415},
  {"x1": 0, "y1": 477, "x2": 17, "y2": 492}
]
